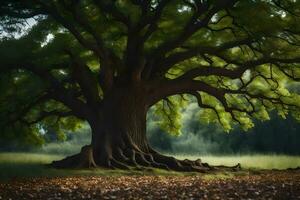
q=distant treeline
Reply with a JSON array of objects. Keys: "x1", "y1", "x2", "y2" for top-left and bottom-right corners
[{"x1": 148, "y1": 111, "x2": 300, "y2": 155}]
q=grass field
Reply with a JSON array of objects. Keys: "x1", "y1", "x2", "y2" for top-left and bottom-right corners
[
  {"x1": 0, "y1": 153, "x2": 190, "y2": 181},
  {"x1": 174, "y1": 154, "x2": 300, "y2": 169},
  {"x1": 0, "y1": 152, "x2": 300, "y2": 181}
]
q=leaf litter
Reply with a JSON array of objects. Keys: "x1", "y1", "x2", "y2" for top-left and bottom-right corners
[{"x1": 0, "y1": 169, "x2": 300, "y2": 199}]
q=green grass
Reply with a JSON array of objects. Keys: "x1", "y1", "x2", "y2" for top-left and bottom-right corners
[
  {"x1": 0, "y1": 153, "x2": 299, "y2": 182},
  {"x1": 174, "y1": 154, "x2": 300, "y2": 170},
  {"x1": 0, "y1": 153, "x2": 194, "y2": 182}
]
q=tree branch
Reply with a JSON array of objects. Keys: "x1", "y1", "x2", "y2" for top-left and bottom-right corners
[
  {"x1": 4, "y1": 93, "x2": 50, "y2": 126},
  {"x1": 22, "y1": 110, "x2": 75, "y2": 125},
  {"x1": 65, "y1": 50, "x2": 102, "y2": 107},
  {"x1": 144, "y1": 0, "x2": 237, "y2": 79},
  {"x1": 177, "y1": 67, "x2": 245, "y2": 80},
  {"x1": 38, "y1": 1, "x2": 104, "y2": 58},
  {"x1": 154, "y1": 38, "x2": 254, "y2": 76},
  {"x1": 92, "y1": 0, "x2": 130, "y2": 27},
  {"x1": 1, "y1": 62, "x2": 91, "y2": 120}
]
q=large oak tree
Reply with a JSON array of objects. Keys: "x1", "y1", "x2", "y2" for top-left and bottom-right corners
[{"x1": 0, "y1": 0, "x2": 300, "y2": 171}]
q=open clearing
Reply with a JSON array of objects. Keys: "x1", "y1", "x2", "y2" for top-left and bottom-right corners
[{"x1": 0, "y1": 153, "x2": 300, "y2": 199}]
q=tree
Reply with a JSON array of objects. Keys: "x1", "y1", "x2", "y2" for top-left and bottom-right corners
[{"x1": 0, "y1": 0, "x2": 300, "y2": 171}]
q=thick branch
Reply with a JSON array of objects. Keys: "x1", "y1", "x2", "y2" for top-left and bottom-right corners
[
  {"x1": 39, "y1": 1, "x2": 117, "y2": 93},
  {"x1": 66, "y1": 50, "x2": 102, "y2": 107},
  {"x1": 38, "y1": 1, "x2": 104, "y2": 58},
  {"x1": 145, "y1": 1, "x2": 237, "y2": 79},
  {"x1": 156, "y1": 38, "x2": 254, "y2": 75},
  {"x1": 23, "y1": 110, "x2": 75, "y2": 125},
  {"x1": 177, "y1": 67, "x2": 245, "y2": 80},
  {"x1": 92, "y1": 0, "x2": 130, "y2": 27},
  {"x1": 139, "y1": 0, "x2": 171, "y2": 42},
  {"x1": 60, "y1": 1, "x2": 106, "y2": 56},
  {"x1": 1, "y1": 62, "x2": 91, "y2": 120},
  {"x1": 149, "y1": 74, "x2": 299, "y2": 124},
  {"x1": 4, "y1": 93, "x2": 50, "y2": 126}
]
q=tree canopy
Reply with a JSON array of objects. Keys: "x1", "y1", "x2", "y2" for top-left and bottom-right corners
[{"x1": 1, "y1": 0, "x2": 300, "y2": 146}]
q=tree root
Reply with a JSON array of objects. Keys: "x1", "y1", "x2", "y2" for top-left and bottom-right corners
[
  {"x1": 51, "y1": 145, "x2": 242, "y2": 173},
  {"x1": 51, "y1": 145, "x2": 97, "y2": 168}
]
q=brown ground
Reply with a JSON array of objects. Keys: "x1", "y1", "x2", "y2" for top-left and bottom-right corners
[{"x1": 1, "y1": 169, "x2": 300, "y2": 200}]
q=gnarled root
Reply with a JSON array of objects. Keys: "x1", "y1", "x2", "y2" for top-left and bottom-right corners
[
  {"x1": 51, "y1": 145, "x2": 241, "y2": 173},
  {"x1": 51, "y1": 145, "x2": 97, "y2": 168}
]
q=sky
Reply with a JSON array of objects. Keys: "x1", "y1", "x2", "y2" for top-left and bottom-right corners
[{"x1": 0, "y1": 18, "x2": 37, "y2": 39}]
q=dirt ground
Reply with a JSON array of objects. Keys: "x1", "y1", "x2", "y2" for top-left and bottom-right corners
[{"x1": 1, "y1": 169, "x2": 300, "y2": 200}]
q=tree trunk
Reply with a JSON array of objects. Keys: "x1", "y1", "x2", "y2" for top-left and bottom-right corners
[
  {"x1": 51, "y1": 85, "x2": 241, "y2": 172},
  {"x1": 90, "y1": 86, "x2": 151, "y2": 169}
]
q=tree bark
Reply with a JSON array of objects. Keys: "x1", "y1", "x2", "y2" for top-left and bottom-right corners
[{"x1": 90, "y1": 86, "x2": 150, "y2": 168}]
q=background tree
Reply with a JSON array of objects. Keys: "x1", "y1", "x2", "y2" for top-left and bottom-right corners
[
  {"x1": 0, "y1": 0, "x2": 300, "y2": 171},
  {"x1": 148, "y1": 108, "x2": 300, "y2": 155}
]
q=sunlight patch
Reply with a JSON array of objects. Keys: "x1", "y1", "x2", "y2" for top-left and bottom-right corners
[{"x1": 41, "y1": 34, "x2": 54, "y2": 47}]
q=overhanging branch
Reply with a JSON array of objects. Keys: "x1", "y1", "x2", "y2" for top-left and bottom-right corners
[
  {"x1": 0, "y1": 62, "x2": 91, "y2": 120},
  {"x1": 155, "y1": 38, "x2": 254, "y2": 75},
  {"x1": 22, "y1": 110, "x2": 75, "y2": 125}
]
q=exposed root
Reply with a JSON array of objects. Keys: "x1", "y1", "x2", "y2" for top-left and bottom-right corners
[
  {"x1": 212, "y1": 163, "x2": 242, "y2": 171},
  {"x1": 106, "y1": 158, "x2": 130, "y2": 170},
  {"x1": 51, "y1": 145, "x2": 97, "y2": 168},
  {"x1": 51, "y1": 145, "x2": 242, "y2": 173},
  {"x1": 287, "y1": 166, "x2": 300, "y2": 171}
]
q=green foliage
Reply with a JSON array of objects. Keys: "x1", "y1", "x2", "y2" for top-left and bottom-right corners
[
  {"x1": 0, "y1": 0, "x2": 300, "y2": 145},
  {"x1": 0, "y1": 122, "x2": 44, "y2": 149},
  {"x1": 148, "y1": 103, "x2": 300, "y2": 155},
  {"x1": 153, "y1": 95, "x2": 188, "y2": 136},
  {"x1": 0, "y1": 16, "x2": 87, "y2": 145}
]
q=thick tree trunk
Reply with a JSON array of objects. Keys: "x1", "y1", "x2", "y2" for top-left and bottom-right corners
[
  {"x1": 51, "y1": 85, "x2": 241, "y2": 172},
  {"x1": 89, "y1": 86, "x2": 151, "y2": 169},
  {"x1": 52, "y1": 85, "x2": 152, "y2": 169}
]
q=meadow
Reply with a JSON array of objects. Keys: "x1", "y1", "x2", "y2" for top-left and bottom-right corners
[
  {"x1": 175, "y1": 154, "x2": 300, "y2": 169},
  {"x1": 1, "y1": 152, "x2": 300, "y2": 181}
]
